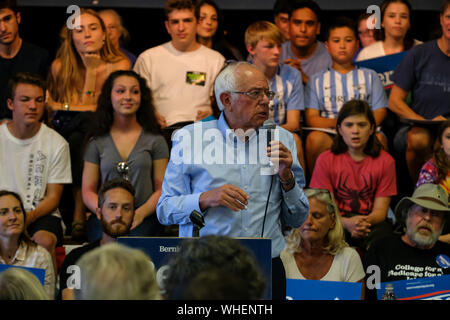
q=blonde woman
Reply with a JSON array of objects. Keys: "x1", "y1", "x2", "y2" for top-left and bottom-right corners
[
  {"x1": 0, "y1": 267, "x2": 49, "y2": 300},
  {"x1": 48, "y1": 8, "x2": 130, "y2": 112},
  {"x1": 281, "y1": 188, "x2": 365, "y2": 284},
  {"x1": 46, "y1": 9, "x2": 130, "y2": 239}
]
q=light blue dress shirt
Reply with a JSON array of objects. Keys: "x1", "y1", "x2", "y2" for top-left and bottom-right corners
[{"x1": 157, "y1": 113, "x2": 309, "y2": 258}]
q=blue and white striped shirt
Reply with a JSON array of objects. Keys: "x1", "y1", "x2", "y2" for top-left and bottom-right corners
[
  {"x1": 305, "y1": 67, "x2": 387, "y2": 118},
  {"x1": 268, "y1": 64, "x2": 305, "y2": 125}
]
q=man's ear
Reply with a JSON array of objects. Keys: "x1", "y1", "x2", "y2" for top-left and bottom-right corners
[
  {"x1": 219, "y1": 92, "x2": 233, "y2": 112},
  {"x1": 6, "y1": 98, "x2": 14, "y2": 111},
  {"x1": 316, "y1": 22, "x2": 321, "y2": 36},
  {"x1": 164, "y1": 20, "x2": 170, "y2": 34},
  {"x1": 16, "y1": 12, "x2": 21, "y2": 25},
  {"x1": 96, "y1": 207, "x2": 102, "y2": 221}
]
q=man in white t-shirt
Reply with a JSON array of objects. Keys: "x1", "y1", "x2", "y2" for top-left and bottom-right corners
[
  {"x1": 0, "y1": 72, "x2": 72, "y2": 270},
  {"x1": 134, "y1": 0, "x2": 225, "y2": 131}
]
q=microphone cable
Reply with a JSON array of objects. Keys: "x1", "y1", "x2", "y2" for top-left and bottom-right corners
[{"x1": 261, "y1": 174, "x2": 274, "y2": 238}]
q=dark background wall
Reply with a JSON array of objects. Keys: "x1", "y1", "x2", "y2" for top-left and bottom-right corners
[{"x1": 16, "y1": 1, "x2": 443, "y2": 64}]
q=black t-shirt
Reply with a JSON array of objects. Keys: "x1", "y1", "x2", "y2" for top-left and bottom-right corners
[
  {"x1": 0, "y1": 41, "x2": 49, "y2": 119},
  {"x1": 363, "y1": 234, "x2": 450, "y2": 299},
  {"x1": 59, "y1": 240, "x2": 101, "y2": 296}
]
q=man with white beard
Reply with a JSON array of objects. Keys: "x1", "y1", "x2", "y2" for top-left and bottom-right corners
[{"x1": 363, "y1": 183, "x2": 450, "y2": 299}]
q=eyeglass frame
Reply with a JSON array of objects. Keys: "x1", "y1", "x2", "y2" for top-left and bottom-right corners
[{"x1": 231, "y1": 88, "x2": 276, "y2": 101}]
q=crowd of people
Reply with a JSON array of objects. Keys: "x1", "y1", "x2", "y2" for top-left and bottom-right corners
[{"x1": 0, "y1": 0, "x2": 449, "y2": 300}]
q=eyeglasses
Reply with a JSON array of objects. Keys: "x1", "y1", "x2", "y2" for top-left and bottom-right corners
[
  {"x1": 411, "y1": 206, "x2": 444, "y2": 220},
  {"x1": 231, "y1": 89, "x2": 276, "y2": 101}
]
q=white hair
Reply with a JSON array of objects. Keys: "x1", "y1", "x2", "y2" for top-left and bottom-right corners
[
  {"x1": 214, "y1": 61, "x2": 256, "y2": 111},
  {"x1": 75, "y1": 243, "x2": 161, "y2": 300},
  {"x1": 0, "y1": 268, "x2": 49, "y2": 300}
]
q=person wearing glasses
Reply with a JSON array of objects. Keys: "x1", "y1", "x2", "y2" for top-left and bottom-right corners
[
  {"x1": 281, "y1": 188, "x2": 365, "y2": 286},
  {"x1": 157, "y1": 61, "x2": 309, "y2": 300},
  {"x1": 245, "y1": 21, "x2": 306, "y2": 170},
  {"x1": 81, "y1": 70, "x2": 169, "y2": 242},
  {"x1": 310, "y1": 100, "x2": 397, "y2": 250},
  {"x1": 363, "y1": 183, "x2": 450, "y2": 300}
]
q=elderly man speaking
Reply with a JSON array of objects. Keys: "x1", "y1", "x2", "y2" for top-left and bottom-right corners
[{"x1": 156, "y1": 61, "x2": 309, "y2": 299}]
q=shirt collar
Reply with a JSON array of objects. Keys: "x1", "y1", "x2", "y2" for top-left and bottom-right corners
[
  {"x1": 0, "y1": 241, "x2": 27, "y2": 264},
  {"x1": 217, "y1": 112, "x2": 258, "y2": 145}
]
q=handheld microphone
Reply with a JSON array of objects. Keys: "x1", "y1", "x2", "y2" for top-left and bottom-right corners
[
  {"x1": 261, "y1": 119, "x2": 276, "y2": 147},
  {"x1": 260, "y1": 120, "x2": 276, "y2": 238}
]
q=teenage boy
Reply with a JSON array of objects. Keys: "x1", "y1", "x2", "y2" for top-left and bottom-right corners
[
  {"x1": 273, "y1": 0, "x2": 291, "y2": 42},
  {"x1": 134, "y1": 0, "x2": 224, "y2": 131},
  {"x1": 0, "y1": 0, "x2": 48, "y2": 122},
  {"x1": 304, "y1": 17, "x2": 388, "y2": 173},
  {"x1": 280, "y1": 0, "x2": 332, "y2": 85},
  {"x1": 245, "y1": 20, "x2": 306, "y2": 170},
  {"x1": 0, "y1": 72, "x2": 71, "y2": 271}
]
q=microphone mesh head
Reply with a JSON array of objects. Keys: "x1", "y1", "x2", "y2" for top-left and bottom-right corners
[{"x1": 262, "y1": 119, "x2": 276, "y2": 129}]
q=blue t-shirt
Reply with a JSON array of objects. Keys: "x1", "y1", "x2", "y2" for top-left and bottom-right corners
[
  {"x1": 305, "y1": 67, "x2": 387, "y2": 118},
  {"x1": 392, "y1": 40, "x2": 450, "y2": 119},
  {"x1": 280, "y1": 41, "x2": 332, "y2": 78}
]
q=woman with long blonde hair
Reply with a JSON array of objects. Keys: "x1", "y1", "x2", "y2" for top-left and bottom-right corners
[
  {"x1": 47, "y1": 8, "x2": 130, "y2": 240},
  {"x1": 281, "y1": 188, "x2": 365, "y2": 285}
]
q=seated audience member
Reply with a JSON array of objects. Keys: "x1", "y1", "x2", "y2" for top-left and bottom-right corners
[
  {"x1": 245, "y1": 20, "x2": 306, "y2": 169},
  {"x1": 82, "y1": 70, "x2": 169, "y2": 241},
  {"x1": 356, "y1": 0, "x2": 421, "y2": 62},
  {"x1": 60, "y1": 178, "x2": 137, "y2": 300},
  {"x1": 417, "y1": 120, "x2": 450, "y2": 243},
  {"x1": 388, "y1": 0, "x2": 450, "y2": 183},
  {"x1": 280, "y1": 0, "x2": 332, "y2": 85},
  {"x1": 99, "y1": 9, "x2": 138, "y2": 67},
  {"x1": 0, "y1": 191, "x2": 55, "y2": 299},
  {"x1": 134, "y1": 0, "x2": 225, "y2": 132},
  {"x1": 156, "y1": 62, "x2": 309, "y2": 300},
  {"x1": 0, "y1": 267, "x2": 49, "y2": 300},
  {"x1": 47, "y1": 9, "x2": 130, "y2": 234},
  {"x1": 305, "y1": 17, "x2": 388, "y2": 173},
  {"x1": 195, "y1": 0, "x2": 243, "y2": 61},
  {"x1": 310, "y1": 100, "x2": 396, "y2": 250},
  {"x1": 281, "y1": 189, "x2": 365, "y2": 289},
  {"x1": 364, "y1": 183, "x2": 450, "y2": 300},
  {"x1": 0, "y1": 72, "x2": 71, "y2": 278},
  {"x1": 0, "y1": 0, "x2": 48, "y2": 123},
  {"x1": 75, "y1": 243, "x2": 160, "y2": 300},
  {"x1": 162, "y1": 235, "x2": 266, "y2": 300},
  {"x1": 353, "y1": 12, "x2": 376, "y2": 61},
  {"x1": 273, "y1": 0, "x2": 291, "y2": 42}
]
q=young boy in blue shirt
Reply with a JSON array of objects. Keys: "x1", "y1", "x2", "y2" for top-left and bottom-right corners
[{"x1": 305, "y1": 17, "x2": 388, "y2": 173}]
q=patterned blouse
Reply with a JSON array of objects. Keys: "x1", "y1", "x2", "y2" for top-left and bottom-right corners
[
  {"x1": 0, "y1": 240, "x2": 55, "y2": 299},
  {"x1": 416, "y1": 158, "x2": 450, "y2": 195}
]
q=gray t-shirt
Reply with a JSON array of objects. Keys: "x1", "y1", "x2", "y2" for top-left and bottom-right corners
[
  {"x1": 84, "y1": 131, "x2": 169, "y2": 207},
  {"x1": 281, "y1": 41, "x2": 332, "y2": 78}
]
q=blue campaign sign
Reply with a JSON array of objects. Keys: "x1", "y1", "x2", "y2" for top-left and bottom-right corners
[
  {"x1": 0, "y1": 264, "x2": 46, "y2": 286},
  {"x1": 377, "y1": 275, "x2": 450, "y2": 300},
  {"x1": 355, "y1": 52, "x2": 407, "y2": 90},
  {"x1": 286, "y1": 279, "x2": 362, "y2": 300},
  {"x1": 118, "y1": 237, "x2": 272, "y2": 299}
]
